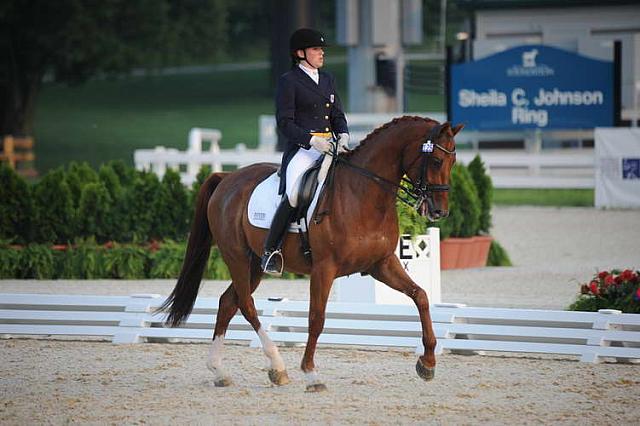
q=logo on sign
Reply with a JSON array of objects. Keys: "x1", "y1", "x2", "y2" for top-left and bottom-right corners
[
  {"x1": 622, "y1": 158, "x2": 640, "y2": 179},
  {"x1": 522, "y1": 49, "x2": 538, "y2": 68},
  {"x1": 507, "y1": 48, "x2": 554, "y2": 77}
]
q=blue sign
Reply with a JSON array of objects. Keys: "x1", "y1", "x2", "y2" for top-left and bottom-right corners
[
  {"x1": 450, "y1": 45, "x2": 614, "y2": 130},
  {"x1": 622, "y1": 158, "x2": 640, "y2": 180}
]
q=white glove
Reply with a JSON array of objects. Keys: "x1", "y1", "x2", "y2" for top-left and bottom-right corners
[
  {"x1": 309, "y1": 135, "x2": 332, "y2": 153},
  {"x1": 337, "y1": 133, "x2": 350, "y2": 153}
]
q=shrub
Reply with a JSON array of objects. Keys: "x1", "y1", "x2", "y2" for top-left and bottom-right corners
[
  {"x1": 487, "y1": 241, "x2": 512, "y2": 267},
  {"x1": 149, "y1": 241, "x2": 186, "y2": 278},
  {"x1": 57, "y1": 243, "x2": 107, "y2": 279},
  {"x1": 0, "y1": 246, "x2": 21, "y2": 278},
  {"x1": 106, "y1": 159, "x2": 135, "y2": 187},
  {"x1": 65, "y1": 162, "x2": 99, "y2": 209},
  {"x1": 103, "y1": 244, "x2": 149, "y2": 279},
  {"x1": 32, "y1": 168, "x2": 75, "y2": 244},
  {"x1": 78, "y1": 182, "x2": 112, "y2": 242},
  {"x1": 569, "y1": 269, "x2": 640, "y2": 313},
  {"x1": 437, "y1": 164, "x2": 481, "y2": 239},
  {"x1": 156, "y1": 169, "x2": 190, "y2": 240},
  {"x1": 468, "y1": 155, "x2": 493, "y2": 234},
  {"x1": 0, "y1": 163, "x2": 34, "y2": 244},
  {"x1": 98, "y1": 164, "x2": 128, "y2": 241},
  {"x1": 17, "y1": 244, "x2": 56, "y2": 279},
  {"x1": 190, "y1": 165, "x2": 212, "y2": 219},
  {"x1": 127, "y1": 171, "x2": 162, "y2": 241}
]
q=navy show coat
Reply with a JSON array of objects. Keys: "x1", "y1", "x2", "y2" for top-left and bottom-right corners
[{"x1": 275, "y1": 66, "x2": 349, "y2": 194}]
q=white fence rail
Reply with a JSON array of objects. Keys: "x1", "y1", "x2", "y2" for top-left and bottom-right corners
[
  {"x1": 135, "y1": 122, "x2": 595, "y2": 188},
  {"x1": 2, "y1": 293, "x2": 639, "y2": 363}
]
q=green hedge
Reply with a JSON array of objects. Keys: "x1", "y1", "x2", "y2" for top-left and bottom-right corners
[
  {"x1": 0, "y1": 161, "x2": 193, "y2": 245},
  {"x1": 0, "y1": 242, "x2": 230, "y2": 280},
  {"x1": 2, "y1": 155, "x2": 510, "y2": 274}
]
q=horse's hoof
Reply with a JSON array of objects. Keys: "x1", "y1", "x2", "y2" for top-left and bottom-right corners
[
  {"x1": 416, "y1": 359, "x2": 435, "y2": 381},
  {"x1": 305, "y1": 383, "x2": 328, "y2": 393},
  {"x1": 268, "y1": 369, "x2": 290, "y2": 386},
  {"x1": 214, "y1": 377, "x2": 233, "y2": 387}
]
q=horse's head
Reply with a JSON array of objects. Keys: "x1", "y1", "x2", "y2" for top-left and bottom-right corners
[{"x1": 402, "y1": 120, "x2": 462, "y2": 221}]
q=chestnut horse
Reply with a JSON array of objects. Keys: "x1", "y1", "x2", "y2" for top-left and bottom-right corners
[{"x1": 159, "y1": 116, "x2": 461, "y2": 391}]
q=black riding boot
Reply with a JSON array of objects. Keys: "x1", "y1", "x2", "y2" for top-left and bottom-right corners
[{"x1": 261, "y1": 197, "x2": 295, "y2": 276}]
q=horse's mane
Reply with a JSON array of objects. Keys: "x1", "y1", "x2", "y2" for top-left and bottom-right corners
[{"x1": 343, "y1": 115, "x2": 438, "y2": 158}]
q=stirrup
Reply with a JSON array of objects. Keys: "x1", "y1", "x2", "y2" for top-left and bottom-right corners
[{"x1": 261, "y1": 250, "x2": 284, "y2": 277}]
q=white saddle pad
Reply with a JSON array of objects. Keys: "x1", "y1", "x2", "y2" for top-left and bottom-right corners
[{"x1": 247, "y1": 171, "x2": 326, "y2": 233}]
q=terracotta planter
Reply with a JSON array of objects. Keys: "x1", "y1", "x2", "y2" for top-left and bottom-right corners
[{"x1": 440, "y1": 235, "x2": 493, "y2": 270}]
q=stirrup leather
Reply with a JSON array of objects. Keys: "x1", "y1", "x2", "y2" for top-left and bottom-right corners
[{"x1": 261, "y1": 250, "x2": 284, "y2": 276}]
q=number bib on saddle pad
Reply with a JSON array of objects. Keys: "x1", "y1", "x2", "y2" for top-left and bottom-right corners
[{"x1": 247, "y1": 167, "x2": 327, "y2": 233}]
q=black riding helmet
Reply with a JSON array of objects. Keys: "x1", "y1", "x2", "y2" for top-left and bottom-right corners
[{"x1": 290, "y1": 28, "x2": 327, "y2": 63}]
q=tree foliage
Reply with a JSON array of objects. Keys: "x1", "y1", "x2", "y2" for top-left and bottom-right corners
[
  {"x1": 0, "y1": 0, "x2": 229, "y2": 136},
  {"x1": 0, "y1": 163, "x2": 34, "y2": 244},
  {"x1": 467, "y1": 155, "x2": 493, "y2": 233}
]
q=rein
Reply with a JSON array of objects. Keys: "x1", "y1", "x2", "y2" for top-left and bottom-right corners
[{"x1": 334, "y1": 123, "x2": 456, "y2": 211}]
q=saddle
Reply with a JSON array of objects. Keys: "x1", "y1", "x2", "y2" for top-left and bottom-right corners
[
  {"x1": 247, "y1": 153, "x2": 336, "y2": 233},
  {"x1": 292, "y1": 157, "x2": 323, "y2": 221}
]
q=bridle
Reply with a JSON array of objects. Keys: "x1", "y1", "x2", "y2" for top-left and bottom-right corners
[{"x1": 334, "y1": 123, "x2": 456, "y2": 213}]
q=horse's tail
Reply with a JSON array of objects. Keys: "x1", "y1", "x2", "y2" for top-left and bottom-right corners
[{"x1": 157, "y1": 172, "x2": 227, "y2": 327}]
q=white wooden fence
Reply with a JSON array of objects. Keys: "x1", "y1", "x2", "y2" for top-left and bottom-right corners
[
  {"x1": 2, "y1": 293, "x2": 639, "y2": 363},
  {"x1": 134, "y1": 120, "x2": 595, "y2": 188}
]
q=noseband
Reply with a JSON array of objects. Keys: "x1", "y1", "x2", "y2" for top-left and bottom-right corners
[{"x1": 334, "y1": 123, "x2": 456, "y2": 213}]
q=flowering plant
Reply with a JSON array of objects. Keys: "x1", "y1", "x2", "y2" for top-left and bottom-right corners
[{"x1": 569, "y1": 269, "x2": 640, "y2": 313}]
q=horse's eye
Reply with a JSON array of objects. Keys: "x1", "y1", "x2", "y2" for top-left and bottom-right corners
[{"x1": 432, "y1": 158, "x2": 443, "y2": 169}]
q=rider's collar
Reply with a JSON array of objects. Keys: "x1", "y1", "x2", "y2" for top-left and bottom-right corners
[{"x1": 298, "y1": 63, "x2": 319, "y2": 84}]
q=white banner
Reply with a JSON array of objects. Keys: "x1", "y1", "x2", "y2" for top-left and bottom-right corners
[{"x1": 595, "y1": 128, "x2": 640, "y2": 208}]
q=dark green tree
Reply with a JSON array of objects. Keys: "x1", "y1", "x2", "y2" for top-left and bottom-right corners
[
  {"x1": 0, "y1": 163, "x2": 34, "y2": 243},
  {"x1": 32, "y1": 168, "x2": 75, "y2": 243},
  {"x1": 157, "y1": 169, "x2": 190, "y2": 240},
  {"x1": 0, "y1": 0, "x2": 229, "y2": 137},
  {"x1": 439, "y1": 164, "x2": 481, "y2": 239},
  {"x1": 78, "y1": 182, "x2": 112, "y2": 242},
  {"x1": 98, "y1": 163, "x2": 128, "y2": 241},
  {"x1": 128, "y1": 171, "x2": 162, "y2": 241},
  {"x1": 467, "y1": 155, "x2": 493, "y2": 234},
  {"x1": 66, "y1": 161, "x2": 99, "y2": 209}
]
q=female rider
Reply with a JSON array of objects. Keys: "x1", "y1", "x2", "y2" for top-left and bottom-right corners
[{"x1": 261, "y1": 28, "x2": 350, "y2": 275}]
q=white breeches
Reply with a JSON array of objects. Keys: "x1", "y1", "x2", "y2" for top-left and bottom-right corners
[{"x1": 285, "y1": 147, "x2": 323, "y2": 208}]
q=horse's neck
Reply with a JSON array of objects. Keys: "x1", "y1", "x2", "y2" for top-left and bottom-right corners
[{"x1": 349, "y1": 127, "x2": 407, "y2": 183}]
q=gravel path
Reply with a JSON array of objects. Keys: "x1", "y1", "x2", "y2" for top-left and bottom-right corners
[{"x1": 1, "y1": 206, "x2": 639, "y2": 424}]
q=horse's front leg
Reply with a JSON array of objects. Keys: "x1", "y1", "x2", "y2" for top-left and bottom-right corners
[
  {"x1": 370, "y1": 255, "x2": 437, "y2": 381},
  {"x1": 301, "y1": 264, "x2": 336, "y2": 392}
]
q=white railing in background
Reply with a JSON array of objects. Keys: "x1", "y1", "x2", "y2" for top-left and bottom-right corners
[
  {"x1": 134, "y1": 117, "x2": 596, "y2": 188},
  {"x1": 1, "y1": 293, "x2": 639, "y2": 363}
]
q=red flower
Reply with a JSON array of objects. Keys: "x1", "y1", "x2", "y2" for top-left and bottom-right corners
[
  {"x1": 589, "y1": 281, "x2": 599, "y2": 295},
  {"x1": 614, "y1": 275, "x2": 623, "y2": 285},
  {"x1": 580, "y1": 284, "x2": 590, "y2": 294},
  {"x1": 635, "y1": 288, "x2": 640, "y2": 302},
  {"x1": 604, "y1": 274, "x2": 615, "y2": 286},
  {"x1": 598, "y1": 271, "x2": 609, "y2": 279},
  {"x1": 620, "y1": 269, "x2": 635, "y2": 282}
]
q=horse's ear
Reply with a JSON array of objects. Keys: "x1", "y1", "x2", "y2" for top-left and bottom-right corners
[
  {"x1": 452, "y1": 123, "x2": 464, "y2": 136},
  {"x1": 438, "y1": 122, "x2": 452, "y2": 135}
]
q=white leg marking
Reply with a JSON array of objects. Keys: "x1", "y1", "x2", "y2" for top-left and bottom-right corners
[
  {"x1": 258, "y1": 327, "x2": 285, "y2": 371},
  {"x1": 206, "y1": 335, "x2": 227, "y2": 380},
  {"x1": 304, "y1": 370, "x2": 321, "y2": 386}
]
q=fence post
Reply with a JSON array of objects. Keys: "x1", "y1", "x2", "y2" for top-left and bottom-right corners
[{"x1": 113, "y1": 294, "x2": 162, "y2": 344}]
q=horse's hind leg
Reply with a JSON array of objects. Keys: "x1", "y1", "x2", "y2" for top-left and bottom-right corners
[
  {"x1": 233, "y1": 254, "x2": 290, "y2": 385},
  {"x1": 369, "y1": 255, "x2": 437, "y2": 381},
  {"x1": 207, "y1": 284, "x2": 238, "y2": 387}
]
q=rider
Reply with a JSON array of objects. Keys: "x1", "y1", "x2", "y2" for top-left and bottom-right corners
[{"x1": 260, "y1": 28, "x2": 350, "y2": 276}]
